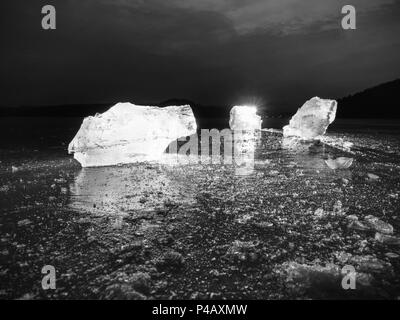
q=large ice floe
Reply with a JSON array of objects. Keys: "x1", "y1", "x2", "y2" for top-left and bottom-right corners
[
  {"x1": 283, "y1": 97, "x2": 337, "y2": 140},
  {"x1": 68, "y1": 102, "x2": 197, "y2": 167},
  {"x1": 229, "y1": 106, "x2": 262, "y2": 131}
]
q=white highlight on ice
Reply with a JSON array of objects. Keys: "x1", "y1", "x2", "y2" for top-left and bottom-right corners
[
  {"x1": 68, "y1": 102, "x2": 197, "y2": 167},
  {"x1": 229, "y1": 105, "x2": 262, "y2": 131}
]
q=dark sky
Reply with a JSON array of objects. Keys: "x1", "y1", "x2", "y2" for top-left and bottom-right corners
[{"x1": 1, "y1": 0, "x2": 400, "y2": 112}]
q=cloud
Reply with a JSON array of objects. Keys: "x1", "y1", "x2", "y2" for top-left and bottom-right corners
[
  {"x1": 165, "y1": 0, "x2": 397, "y2": 34},
  {"x1": 0, "y1": 0, "x2": 399, "y2": 107}
]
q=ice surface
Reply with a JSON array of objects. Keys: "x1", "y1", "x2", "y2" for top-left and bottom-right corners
[
  {"x1": 283, "y1": 97, "x2": 337, "y2": 139},
  {"x1": 4, "y1": 122, "x2": 400, "y2": 299},
  {"x1": 68, "y1": 102, "x2": 197, "y2": 167},
  {"x1": 229, "y1": 106, "x2": 262, "y2": 131}
]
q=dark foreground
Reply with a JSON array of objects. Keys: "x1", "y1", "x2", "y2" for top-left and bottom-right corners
[{"x1": 1, "y1": 121, "x2": 400, "y2": 299}]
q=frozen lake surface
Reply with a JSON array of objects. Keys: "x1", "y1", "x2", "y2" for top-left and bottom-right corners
[{"x1": 1, "y1": 119, "x2": 400, "y2": 299}]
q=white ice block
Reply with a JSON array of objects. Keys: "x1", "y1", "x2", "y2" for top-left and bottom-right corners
[
  {"x1": 68, "y1": 102, "x2": 197, "y2": 167},
  {"x1": 283, "y1": 97, "x2": 337, "y2": 139}
]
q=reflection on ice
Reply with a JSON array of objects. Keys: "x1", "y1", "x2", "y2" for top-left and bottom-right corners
[
  {"x1": 69, "y1": 165, "x2": 194, "y2": 216},
  {"x1": 325, "y1": 157, "x2": 354, "y2": 170},
  {"x1": 232, "y1": 131, "x2": 259, "y2": 176},
  {"x1": 68, "y1": 132, "x2": 356, "y2": 217},
  {"x1": 164, "y1": 130, "x2": 260, "y2": 176},
  {"x1": 281, "y1": 136, "x2": 353, "y2": 174}
]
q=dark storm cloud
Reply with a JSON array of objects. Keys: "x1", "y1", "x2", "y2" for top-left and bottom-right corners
[{"x1": 0, "y1": 0, "x2": 399, "y2": 111}]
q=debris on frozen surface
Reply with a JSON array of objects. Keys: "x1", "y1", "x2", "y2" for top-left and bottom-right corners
[
  {"x1": 347, "y1": 255, "x2": 392, "y2": 273},
  {"x1": 313, "y1": 201, "x2": 345, "y2": 219},
  {"x1": 314, "y1": 208, "x2": 325, "y2": 218},
  {"x1": 17, "y1": 219, "x2": 32, "y2": 227},
  {"x1": 364, "y1": 215, "x2": 393, "y2": 235},
  {"x1": 224, "y1": 240, "x2": 259, "y2": 263},
  {"x1": 367, "y1": 173, "x2": 380, "y2": 180},
  {"x1": 319, "y1": 136, "x2": 354, "y2": 153},
  {"x1": 229, "y1": 106, "x2": 262, "y2": 131},
  {"x1": 347, "y1": 215, "x2": 393, "y2": 234},
  {"x1": 68, "y1": 102, "x2": 197, "y2": 167},
  {"x1": 283, "y1": 97, "x2": 337, "y2": 139},
  {"x1": 155, "y1": 251, "x2": 185, "y2": 271},
  {"x1": 375, "y1": 233, "x2": 400, "y2": 246},
  {"x1": 102, "y1": 283, "x2": 147, "y2": 300},
  {"x1": 324, "y1": 157, "x2": 353, "y2": 170},
  {"x1": 348, "y1": 219, "x2": 371, "y2": 232}
]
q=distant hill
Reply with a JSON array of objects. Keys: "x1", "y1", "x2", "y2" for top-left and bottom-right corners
[
  {"x1": 0, "y1": 99, "x2": 231, "y2": 129},
  {"x1": 0, "y1": 103, "x2": 113, "y2": 117},
  {"x1": 337, "y1": 79, "x2": 400, "y2": 118},
  {"x1": 1, "y1": 79, "x2": 399, "y2": 120}
]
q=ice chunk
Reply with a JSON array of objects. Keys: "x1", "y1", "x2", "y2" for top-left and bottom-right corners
[
  {"x1": 367, "y1": 173, "x2": 379, "y2": 180},
  {"x1": 283, "y1": 97, "x2": 337, "y2": 139},
  {"x1": 229, "y1": 106, "x2": 262, "y2": 131},
  {"x1": 375, "y1": 233, "x2": 400, "y2": 246},
  {"x1": 68, "y1": 102, "x2": 197, "y2": 167},
  {"x1": 365, "y1": 215, "x2": 393, "y2": 235},
  {"x1": 324, "y1": 157, "x2": 353, "y2": 170}
]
